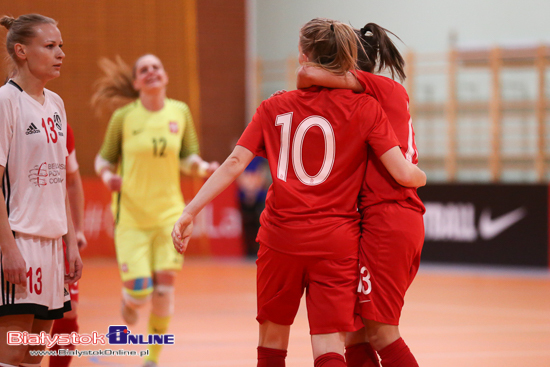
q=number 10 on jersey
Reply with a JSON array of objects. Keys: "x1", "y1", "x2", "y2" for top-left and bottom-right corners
[{"x1": 275, "y1": 113, "x2": 335, "y2": 186}]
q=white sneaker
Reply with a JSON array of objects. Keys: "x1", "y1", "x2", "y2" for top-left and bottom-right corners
[{"x1": 121, "y1": 299, "x2": 138, "y2": 325}]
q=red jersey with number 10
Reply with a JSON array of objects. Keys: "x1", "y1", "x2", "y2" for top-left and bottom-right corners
[
  {"x1": 354, "y1": 71, "x2": 425, "y2": 214},
  {"x1": 237, "y1": 87, "x2": 399, "y2": 259}
]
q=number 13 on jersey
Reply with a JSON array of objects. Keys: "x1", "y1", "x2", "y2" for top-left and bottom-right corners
[{"x1": 275, "y1": 113, "x2": 335, "y2": 186}]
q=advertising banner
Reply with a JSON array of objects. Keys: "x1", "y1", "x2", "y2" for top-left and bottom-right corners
[{"x1": 418, "y1": 184, "x2": 549, "y2": 268}]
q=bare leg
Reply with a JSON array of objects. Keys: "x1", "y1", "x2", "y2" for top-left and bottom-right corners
[
  {"x1": 363, "y1": 319, "x2": 400, "y2": 352},
  {"x1": 311, "y1": 332, "x2": 346, "y2": 359},
  {"x1": 21, "y1": 318, "x2": 53, "y2": 365},
  {"x1": 0, "y1": 314, "x2": 34, "y2": 365},
  {"x1": 259, "y1": 320, "x2": 290, "y2": 350}
]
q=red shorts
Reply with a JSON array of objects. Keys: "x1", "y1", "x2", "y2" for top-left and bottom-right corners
[
  {"x1": 357, "y1": 203, "x2": 424, "y2": 325},
  {"x1": 63, "y1": 241, "x2": 80, "y2": 303},
  {"x1": 256, "y1": 244, "x2": 360, "y2": 335}
]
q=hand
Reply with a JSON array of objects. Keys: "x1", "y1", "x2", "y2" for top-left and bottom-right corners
[
  {"x1": 206, "y1": 161, "x2": 220, "y2": 177},
  {"x1": 2, "y1": 248, "x2": 27, "y2": 286},
  {"x1": 65, "y1": 245, "x2": 83, "y2": 285},
  {"x1": 106, "y1": 174, "x2": 122, "y2": 192},
  {"x1": 75, "y1": 230, "x2": 88, "y2": 251},
  {"x1": 101, "y1": 170, "x2": 122, "y2": 192},
  {"x1": 270, "y1": 90, "x2": 287, "y2": 98},
  {"x1": 172, "y1": 212, "x2": 194, "y2": 254}
]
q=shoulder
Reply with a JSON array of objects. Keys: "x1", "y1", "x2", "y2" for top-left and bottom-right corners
[
  {"x1": 166, "y1": 98, "x2": 190, "y2": 112},
  {"x1": 44, "y1": 88, "x2": 65, "y2": 108},
  {"x1": 352, "y1": 93, "x2": 384, "y2": 115},
  {"x1": 166, "y1": 99, "x2": 192, "y2": 119},
  {"x1": 112, "y1": 100, "x2": 139, "y2": 119},
  {"x1": 355, "y1": 71, "x2": 407, "y2": 99},
  {"x1": 263, "y1": 90, "x2": 302, "y2": 106},
  {"x1": 0, "y1": 83, "x2": 20, "y2": 104}
]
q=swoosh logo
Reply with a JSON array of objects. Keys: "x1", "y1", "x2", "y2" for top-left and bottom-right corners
[{"x1": 478, "y1": 207, "x2": 527, "y2": 240}]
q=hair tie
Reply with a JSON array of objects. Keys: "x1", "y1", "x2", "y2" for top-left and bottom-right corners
[
  {"x1": 360, "y1": 27, "x2": 368, "y2": 36},
  {"x1": 330, "y1": 24, "x2": 334, "y2": 32}
]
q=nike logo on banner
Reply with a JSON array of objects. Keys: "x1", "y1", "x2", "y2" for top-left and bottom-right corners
[{"x1": 478, "y1": 207, "x2": 527, "y2": 240}]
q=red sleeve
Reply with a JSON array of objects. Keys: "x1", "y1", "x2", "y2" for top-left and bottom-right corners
[
  {"x1": 236, "y1": 102, "x2": 267, "y2": 158},
  {"x1": 352, "y1": 70, "x2": 367, "y2": 89},
  {"x1": 360, "y1": 98, "x2": 400, "y2": 157},
  {"x1": 66, "y1": 124, "x2": 75, "y2": 154}
]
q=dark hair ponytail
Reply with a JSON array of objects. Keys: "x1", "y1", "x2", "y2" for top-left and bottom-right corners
[{"x1": 356, "y1": 23, "x2": 406, "y2": 81}]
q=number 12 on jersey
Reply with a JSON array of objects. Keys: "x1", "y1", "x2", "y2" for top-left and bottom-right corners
[{"x1": 275, "y1": 113, "x2": 335, "y2": 186}]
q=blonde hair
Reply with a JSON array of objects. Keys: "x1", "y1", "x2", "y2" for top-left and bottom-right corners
[
  {"x1": 299, "y1": 18, "x2": 359, "y2": 75},
  {"x1": 1, "y1": 14, "x2": 57, "y2": 61},
  {"x1": 1, "y1": 14, "x2": 57, "y2": 76},
  {"x1": 91, "y1": 55, "x2": 139, "y2": 116}
]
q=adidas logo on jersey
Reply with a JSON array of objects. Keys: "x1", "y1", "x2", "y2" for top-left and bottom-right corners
[{"x1": 25, "y1": 123, "x2": 41, "y2": 135}]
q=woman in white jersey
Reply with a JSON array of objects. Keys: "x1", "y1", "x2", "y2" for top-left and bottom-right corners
[{"x1": 0, "y1": 14, "x2": 82, "y2": 366}]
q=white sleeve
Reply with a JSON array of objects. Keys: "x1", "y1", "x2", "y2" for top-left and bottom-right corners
[
  {"x1": 0, "y1": 97, "x2": 14, "y2": 167},
  {"x1": 94, "y1": 154, "x2": 116, "y2": 176}
]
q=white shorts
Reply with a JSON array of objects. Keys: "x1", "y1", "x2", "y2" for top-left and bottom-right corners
[{"x1": 0, "y1": 233, "x2": 71, "y2": 320}]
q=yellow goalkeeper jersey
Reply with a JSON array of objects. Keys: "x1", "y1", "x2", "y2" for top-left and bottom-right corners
[{"x1": 99, "y1": 98, "x2": 199, "y2": 229}]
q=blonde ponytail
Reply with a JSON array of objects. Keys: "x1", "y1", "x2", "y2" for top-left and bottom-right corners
[
  {"x1": 91, "y1": 56, "x2": 139, "y2": 116},
  {"x1": 299, "y1": 18, "x2": 359, "y2": 75}
]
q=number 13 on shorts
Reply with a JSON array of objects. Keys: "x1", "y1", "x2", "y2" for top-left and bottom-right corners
[{"x1": 358, "y1": 265, "x2": 372, "y2": 295}]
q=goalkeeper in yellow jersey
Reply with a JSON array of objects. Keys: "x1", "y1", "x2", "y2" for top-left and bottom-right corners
[{"x1": 92, "y1": 54, "x2": 218, "y2": 367}]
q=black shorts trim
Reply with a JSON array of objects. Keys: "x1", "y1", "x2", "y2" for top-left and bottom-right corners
[{"x1": 0, "y1": 300, "x2": 71, "y2": 320}]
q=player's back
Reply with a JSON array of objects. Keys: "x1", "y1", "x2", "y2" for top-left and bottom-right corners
[{"x1": 238, "y1": 87, "x2": 398, "y2": 259}]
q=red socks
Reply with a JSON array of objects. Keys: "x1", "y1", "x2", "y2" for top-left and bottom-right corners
[
  {"x1": 345, "y1": 342, "x2": 380, "y2": 367},
  {"x1": 314, "y1": 352, "x2": 346, "y2": 367},
  {"x1": 257, "y1": 346, "x2": 287, "y2": 367},
  {"x1": 49, "y1": 316, "x2": 79, "y2": 367},
  {"x1": 258, "y1": 340, "x2": 415, "y2": 367},
  {"x1": 378, "y1": 338, "x2": 418, "y2": 367}
]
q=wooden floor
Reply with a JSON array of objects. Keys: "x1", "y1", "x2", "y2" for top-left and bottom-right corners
[{"x1": 59, "y1": 258, "x2": 550, "y2": 367}]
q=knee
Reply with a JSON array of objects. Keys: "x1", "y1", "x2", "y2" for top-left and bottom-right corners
[
  {"x1": 259, "y1": 320, "x2": 291, "y2": 350},
  {"x1": 364, "y1": 321, "x2": 400, "y2": 351},
  {"x1": 63, "y1": 301, "x2": 78, "y2": 319},
  {"x1": 0, "y1": 346, "x2": 28, "y2": 365},
  {"x1": 151, "y1": 285, "x2": 175, "y2": 317},
  {"x1": 345, "y1": 327, "x2": 368, "y2": 347},
  {"x1": 123, "y1": 277, "x2": 154, "y2": 308},
  {"x1": 311, "y1": 332, "x2": 346, "y2": 360}
]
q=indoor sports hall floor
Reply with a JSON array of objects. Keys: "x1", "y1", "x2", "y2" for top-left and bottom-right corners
[{"x1": 54, "y1": 257, "x2": 550, "y2": 367}]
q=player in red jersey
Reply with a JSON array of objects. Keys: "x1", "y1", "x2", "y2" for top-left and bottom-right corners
[
  {"x1": 49, "y1": 124, "x2": 87, "y2": 367},
  {"x1": 173, "y1": 18, "x2": 426, "y2": 367},
  {"x1": 298, "y1": 23, "x2": 425, "y2": 367}
]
